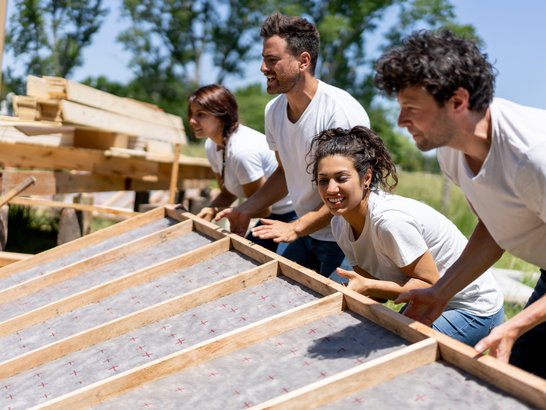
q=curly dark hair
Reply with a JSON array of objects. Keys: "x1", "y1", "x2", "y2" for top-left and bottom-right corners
[
  {"x1": 260, "y1": 12, "x2": 320, "y2": 75},
  {"x1": 307, "y1": 126, "x2": 398, "y2": 192},
  {"x1": 187, "y1": 84, "x2": 239, "y2": 140},
  {"x1": 374, "y1": 29, "x2": 496, "y2": 112}
]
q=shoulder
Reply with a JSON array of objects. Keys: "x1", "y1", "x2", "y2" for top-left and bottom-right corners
[
  {"x1": 316, "y1": 81, "x2": 370, "y2": 126},
  {"x1": 265, "y1": 95, "x2": 287, "y2": 115}
]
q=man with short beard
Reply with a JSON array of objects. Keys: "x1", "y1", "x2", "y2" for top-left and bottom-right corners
[
  {"x1": 217, "y1": 12, "x2": 370, "y2": 279},
  {"x1": 375, "y1": 29, "x2": 546, "y2": 379}
]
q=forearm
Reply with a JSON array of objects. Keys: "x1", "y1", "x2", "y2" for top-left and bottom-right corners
[
  {"x1": 209, "y1": 191, "x2": 237, "y2": 209},
  {"x1": 435, "y1": 220, "x2": 504, "y2": 299},
  {"x1": 291, "y1": 203, "x2": 332, "y2": 237},
  {"x1": 364, "y1": 277, "x2": 432, "y2": 301},
  {"x1": 503, "y1": 294, "x2": 546, "y2": 339},
  {"x1": 238, "y1": 168, "x2": 288, "y2": 216}
]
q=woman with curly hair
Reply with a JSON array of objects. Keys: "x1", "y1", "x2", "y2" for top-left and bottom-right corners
[{"x1": 308, "y1": 126, "x2": 504, "y2": 346}]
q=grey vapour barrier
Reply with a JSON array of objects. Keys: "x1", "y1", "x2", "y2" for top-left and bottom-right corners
[{"x1": 0, "y1": 206, "x2": 543, "y2": 409}]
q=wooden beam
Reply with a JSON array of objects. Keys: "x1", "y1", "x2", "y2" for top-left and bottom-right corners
[
  {"x1": 435, "y1": 331, "x2": 546, "y2": 409},
  {"x1": 37, "y1": 293, "x2": 344, "y2": 408},
  {"x1": 168, "y1": 143, "x2": 181, "y2": 204},
  {"x1": 60, "y1": 99, "x2": 185, "y2": 144},
  {"x1": 252, "y1": 338, "x2": 439, "y2": 409},
  {"x1": 0, "y1": 238, "x2": 232, "y2": 337},
  {"x1": 0, "y1": 257, "x2": 277, "y2": 378},
  {"x1": 26, "y1": 75, "x2": 185, "y2": 131},
  {"x1": 9, "y1": 196, "x2": 138, "y2": 218},
  {"x1": 0, "y1": 141, "x2": 213, "y2": 182},
  {"x1": 0, "y1": 207, "x2": 167, "y2": 280},
  {"x1": 0, "y1": 140, "x2": 160, "y2": 180},
  {"x1": 0, "y1": 0, "x2": 6, "y2": 92},
  {"x1": 0, "y1": 220, "x2": 193, "y2": 303},
  {"x1": 0, "y1": 251, "x2": 32, "y2": 267},
  {"x1": 0, "y1": 175, "x2": 35, "y2": 206},
  {"x1": 0, "y1": 170, "x2": 197, "y2": 195}
]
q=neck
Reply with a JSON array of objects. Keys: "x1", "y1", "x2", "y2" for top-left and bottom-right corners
[
  {"x1": 345, "y1": 197, "x2": 369, "y2": 240},
  {"x1": 286, "y1": 76, "x2": 318, "y2": 122},
  {"x1": 450, "y1": 108, "x2": 491, "y2": 169}
]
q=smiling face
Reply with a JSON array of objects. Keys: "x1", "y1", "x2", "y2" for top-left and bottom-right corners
[
  {"x1": 317, "y1": 155, "x2": 371, "y2": 223},
  {"x1": 397, "y1": 86, "x2": 457, "y2": 151},
  {"x1": 188, "y1": 102, "x2": 224, "y2": 144},
  {"x1": 260, "y1": 35, "x2": 302, "y2": 95}
]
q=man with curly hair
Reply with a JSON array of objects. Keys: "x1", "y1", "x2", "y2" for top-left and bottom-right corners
[{"x1": 375, "y1": 29, "x2": 546, "y2": 378}]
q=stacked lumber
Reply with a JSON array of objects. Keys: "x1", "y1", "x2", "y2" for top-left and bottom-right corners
[{"x1": 9, "y1": 75, "x2": 186, "y2": 153}]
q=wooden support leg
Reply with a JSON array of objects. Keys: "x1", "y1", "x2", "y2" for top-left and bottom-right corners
[
  {"x1": 57, "y1": 208, "x2": 82, "y2": 245},
  {"x1": 0, "y1": 205, "x2": 8, "y2": 251}
]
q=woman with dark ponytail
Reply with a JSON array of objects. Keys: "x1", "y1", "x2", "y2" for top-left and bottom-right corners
[
  {"x1": 188, "y1": 84, "x2": 295, "y2": 252},
  {"x1": 308, "y1": 126, "x2": 504, "y2": 346}
]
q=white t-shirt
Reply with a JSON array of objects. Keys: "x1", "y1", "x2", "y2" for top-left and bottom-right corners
[
  {"x1": 331, "y1": 191, "x2": 503, "y2": 316},
  {"x1": 437, "y1": 98, "x2": 546, "y2": 268},
  {"x1": 265, "y1": 80, "x2": 370, "y2": 241},
  {"x1": 205, "y1": 124, "x2": 293, "y2": 214}
]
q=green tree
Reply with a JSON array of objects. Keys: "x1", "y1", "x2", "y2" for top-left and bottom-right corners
[
  {"x1": 4, "y1": 0, "x2": 108, "y2": 95},
  {"x1": 119, "y1": 0, "x2": 267, "y2": 85}
]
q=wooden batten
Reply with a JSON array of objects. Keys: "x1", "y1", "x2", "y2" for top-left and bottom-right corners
[
  {"x1": 60, "y1": 100, "x2": 185, "y2": 144},
  {"x1": 0, "y1": 206, "x2": 167, "y2": 279},
  {"x1": 37, "y1": 293, "x2": 344, "y2": 409},
  {"x1": 0, "y1": 220, "x2": 193, "y2": 303},
  {"x1": 252, "y1": 338, "x2": 439, "y2": 410},
  {"x1": 0, "y1": 259, "x2": 278, "y2": 379}
]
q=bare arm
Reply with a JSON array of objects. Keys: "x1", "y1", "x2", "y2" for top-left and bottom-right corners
[
  {"x1": 216, "y1": 152, "x2": 288, "y2": 236},
  {"x1": 396, "y1": 220, "x2": 504, "y2": 325},
  {"x1": 337, "y1": 250, "x2": 439, "y2": 301},
  {"x1": 197, "y1": 173, "x2": 237, "y2": 221},
  {"x1": 475, "y1": 294, "x2": 546, "y2": 362}
]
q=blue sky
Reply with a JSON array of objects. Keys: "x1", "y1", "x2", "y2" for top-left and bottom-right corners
[{"x1": 5, "y1": 1, "x2": 546, "y2": 110}]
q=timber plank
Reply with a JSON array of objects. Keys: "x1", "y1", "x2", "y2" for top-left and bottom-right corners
[
  {"x1": 0, "y1": 259, "x2": 277, "y2": 378},
  {"x1": 0, "y1": 207, "x2": 169, "y2": 280},
  {"x1": 0, "y1": 220, "x2": 194, "y2": 306},
  {"x1": 36, "y1": 293, "x2": 344, "y2": 409},
  {"x1": 60, "y1": 100, "x2": 185, "y2": 144}
]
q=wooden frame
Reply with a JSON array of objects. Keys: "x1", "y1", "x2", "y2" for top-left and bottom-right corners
[{"x1": 0, "y1": 206, "x2": 544, "y2": 409}]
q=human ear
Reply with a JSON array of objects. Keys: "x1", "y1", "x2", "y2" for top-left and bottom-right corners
[
  {"x1": 450, "y1": 87, "x2": 470, "y2": 113},
  {"x1": 298, "y1": 52, "x2": 311, "y2": 71}
]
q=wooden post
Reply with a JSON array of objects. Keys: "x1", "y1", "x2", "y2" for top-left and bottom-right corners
[
  {"x1": 0, "y1": 0, "x2": 7, "y2": 93},
  {"x1": 168, "y1": 143, "x2": 181, "y2": 204}
]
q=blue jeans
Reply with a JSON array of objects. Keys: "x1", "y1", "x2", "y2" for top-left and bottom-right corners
[
  {"x1": 510, "y1": 268, "x2": 546, "y2": 378},
  {"x1": 245, "y1": 210, "x2": 297, "y2": 253},
  {"x1": 278, "y1": 235, "x2": 351, "y2": 283},
  {"x1": 432, "y1": 307, "x2": 504, "y2": 347}
]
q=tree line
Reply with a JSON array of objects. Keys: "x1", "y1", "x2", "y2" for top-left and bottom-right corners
[{"x1": 2, "y1": 0, "x2": 482, "y2": 173}]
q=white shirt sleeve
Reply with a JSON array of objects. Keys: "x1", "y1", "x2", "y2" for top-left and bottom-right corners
[{"x1": 374, "y1": 211, "x2": 428, "y2": 268}]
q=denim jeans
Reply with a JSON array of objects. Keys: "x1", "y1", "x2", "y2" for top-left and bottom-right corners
[
  {"x1": 278, "y1": 235, "x2": 351, "y2": 283},
  {"x1": 245, "y1": 210, "x2": 298, "y2": 253},
  {"x1": 509, "y1": 268, "x2": 546, "y2": 378},
  {"x1": 432, "y1": 306, "x2": 505, "y2": 346}
]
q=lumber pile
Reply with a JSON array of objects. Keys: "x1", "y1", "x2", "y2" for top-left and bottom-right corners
[{"x1": 8, "y1": 75, "x2": 186, "y2": 153}]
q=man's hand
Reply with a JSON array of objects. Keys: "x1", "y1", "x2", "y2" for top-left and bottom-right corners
[
  {"x1": 474, "y1": 322, "x2": 517, "y2": 362},
  {"x1": 251, "y1": 218, "x2": 298, "y2": 243},
  {"x1": 395, "y1": 287, "x2": 448, "y2": 326},
  {"x1": 215, "y1": 207, "x2": 251, "y2": 237}
]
